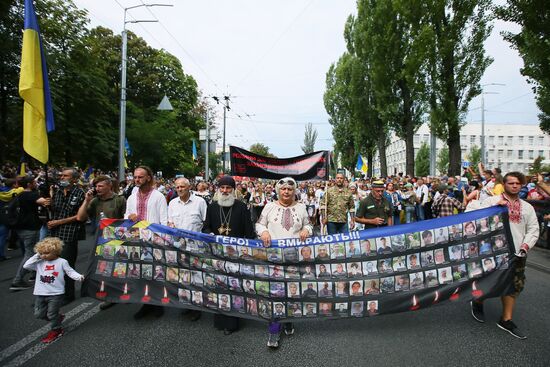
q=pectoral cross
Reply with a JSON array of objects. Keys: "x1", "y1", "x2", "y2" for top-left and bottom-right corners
[{"x1": 218, "y1": 225, "x2": 231, "y2": 236}]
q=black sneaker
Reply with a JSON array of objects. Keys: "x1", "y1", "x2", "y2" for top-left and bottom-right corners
[
  {"x1": 10, "y1": 280, "x2": 32, "y2": 292},
  {"x1": 283, "y1": 323, "x2": 294, "y2": 336},
  {"x1": 470, "y1": 301, "x2": 485, "y2": 323},
  {"x1": 497, "y1": 319, "x2": 527, "y2": 340}
]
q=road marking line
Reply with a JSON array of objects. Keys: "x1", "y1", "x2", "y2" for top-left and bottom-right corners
[
  {"x1": 3, "y1": 304, "x2": 101, "y2": 367},
  {"x1": 0, "y1": 302, "x2": 93, "y2": 363}
]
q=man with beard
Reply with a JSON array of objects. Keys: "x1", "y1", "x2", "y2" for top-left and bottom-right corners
[
  {"x1": 203, "y1": 176, "x2": 255, "y2": 335},
  {"x1": 125, "y1": 166, "x2": 168, "y2": 319}
]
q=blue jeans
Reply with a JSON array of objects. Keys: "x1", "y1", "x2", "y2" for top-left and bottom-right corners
[
  {"x1": 405, "y1": 206, "x2": 416, "y2": 223},
  {"x1": 327, "y1": 222, "x2": 349, "y2": 235},
  {"x1": 416, "y1": 204, "x2": 425, "y2": 221},
  {"x1": 34, "y1": 294, "x2": 64, "y2": 330},
  {"x1": 392, "y1": 212, "x2": 401, "y2": 225},
  {"x1": 0, "y1": 224, "x2": 7, "y2": 257},
  {"x1": 13, "y1": 229, "x2": 40, "y2": 282}
]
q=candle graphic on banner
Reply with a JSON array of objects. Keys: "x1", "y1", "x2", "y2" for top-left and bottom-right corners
[
  {"x1": 450, "y1": 287, "x2": 460, "y2": 301},
  {"x1": 142, "y1": 284, "x2": 151, "y2": 302},
  {"x1": 119, "y1": 283, "x2": 130, "y2": 300},
  {"x1": 96, "y1": 281, "x2": 107, "y2": 298},
  {"x1": 410, "y1": 294, "x2": 420, "y2": 311},
  {"x1": 433, "y1": 290, "x2": 440, "y2": 304},
  {"x1": 471, "y1": 281, "x2": 483, "y2": 298},
  {"x1": 161, "y1": 286, "x2": 170, "y2": 304}
]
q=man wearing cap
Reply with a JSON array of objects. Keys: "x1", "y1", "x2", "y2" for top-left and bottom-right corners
[
  {"x1": 203, "y1": 175, "x2": 255, "y2": 335},
  {"x1": 355, "y1": 181, "x2": 393, "y2": 229},
  {"x1": 321, "y1": 173, "x2": 355, "y2": 234},
  {"x1": 431, "y1": 184, "x2": 466, "y2": 218}
]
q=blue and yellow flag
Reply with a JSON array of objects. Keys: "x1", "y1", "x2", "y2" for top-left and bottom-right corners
[
  {"x1": 356, "y1": 154, "x2": 368, "y2": 173},
  {"x1": 192, "y1": 139, "x2": 198, "y2": 161},
  {"x1": 19, "y1": 0, "x2": 54, "y2": 164}
]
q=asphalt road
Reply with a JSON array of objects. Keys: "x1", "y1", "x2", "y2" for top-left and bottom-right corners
[{"x1": 1, "y1": 232, "x2": 549, "y2": 367}]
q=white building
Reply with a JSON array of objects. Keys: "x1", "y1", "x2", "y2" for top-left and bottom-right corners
[{"x1": 373, "y1": 123, "x2": 550, "y2": 176}]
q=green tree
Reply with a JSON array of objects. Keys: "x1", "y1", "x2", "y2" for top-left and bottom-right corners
[
  {"x1": 528, "y1": 156, "x2": 550, "y2": 174},
  {"x1": 437, "y1": 146, "x2": 449, "y2": 175},
  {"x1": 423, "y1": 0, "x2": 493, "y2": 175},
  {"x1": 415, "y1": 142, "x2": 430, "y2": 176},
  {"x1": 249, "y1": 143, "x2": 276, "y2": 158},
  {"x1": 467, "y1": 145, "x2": 482, "y2": 168},
  {"x1": 496, "y1": 1, "x2": 550, "y2": 133},
  {"x1": 301, "y1": 122, "x2": 318, "y2": 154}
]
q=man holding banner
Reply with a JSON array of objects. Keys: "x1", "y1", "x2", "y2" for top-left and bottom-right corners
[{"x1": 471, "y1": 172, "x2": 539, "y2": 339}]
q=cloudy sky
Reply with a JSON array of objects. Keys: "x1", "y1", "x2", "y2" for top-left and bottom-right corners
[{"x1": 72, "y1": 0, "x2": 541, "y2": 157}]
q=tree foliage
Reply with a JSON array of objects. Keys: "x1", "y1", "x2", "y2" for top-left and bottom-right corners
[
  {"x1": 0, "y1": 0, "x2": 204, "y2": 178},
  {"x1": 301, "y1": 122, "x2": 318, "y2": 154},
  {"x1": 437, "y1": 146, "x2": 449, "y2": 175},
  {"x1": 467, "y1": 145, "x2": 482, "y2": 168},
  {"x1": 249, "y1": 143, "x2": 276, "y2": 158},
  {"x1": 528, "y1": 156, "x2": 550, "y2": 174},
  {"x1": 415, "y1": 142, "x2": 430, "y2": 176},
  {"x1": 496, "y1": 0, "x2": 550, "y2": 134}
]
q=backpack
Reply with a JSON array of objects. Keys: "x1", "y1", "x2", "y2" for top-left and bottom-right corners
[{"x1": 0, "y1": 195, "x2": 22, "y2": 227}]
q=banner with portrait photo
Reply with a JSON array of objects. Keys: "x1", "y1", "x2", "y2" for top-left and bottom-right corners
[
  {"x1": 82, "y1": 206, "x2": 516, "y2": 322},
  {"x1": 229, "y1": 146, "x2": 329, "y2": 180}
]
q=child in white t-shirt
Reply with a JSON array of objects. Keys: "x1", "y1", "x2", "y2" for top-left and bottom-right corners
[{"x1": 23, "y1": 237, "x2": 84, "y2": 343}]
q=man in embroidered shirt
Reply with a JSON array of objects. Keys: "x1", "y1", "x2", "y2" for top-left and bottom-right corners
[
  {"x1": 470, "y1": 172, "x2": 539, "y2": 339},
  {"x1": 125, "y1": 166, "x2": 168, "y2": 319}
]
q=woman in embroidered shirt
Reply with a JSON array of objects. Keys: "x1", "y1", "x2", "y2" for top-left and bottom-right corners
[{"x1": 256, "y1": 177, "x2": 313, "y2": 349}]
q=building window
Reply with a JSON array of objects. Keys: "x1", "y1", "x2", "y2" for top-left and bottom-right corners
[
  {"x1": 529, "y1": 136, "x2": 534, "y2": 145},
  {"x1": 488, "y1": 136, "x2": 494, "y2": 145},
  {"x1": 517, "y1": 136, "x2": 524, "y2": 144},
  {"x1": 528, "y1": 150, "x2": 534, "y2": 160},
  {"x1": 507, "y1": 150, "x2": 512, "y2": 159},
  {"x1": 470, "y1": 135, "x2": 476, "y2": 144},
  {"x1": 497, "y1": 136, "x2": 504, "y2": 145},
  {"x1": 506, "y1": 136, "x2": 513, "y2": 145},
  {"x1": 460, "y1": 135, "x2": 466, "y2": 145},
  {"x1": 539, "y1": 150, "x2": 545, "y2": 159},
  {"x1": 518, "y1": 150, "x2": 524, "y2": 159},
  {"x1": 538, "y1": 136, "x2": 544, "y2": 145},
  {"x1": 498, "y1": 150, "x2": 504, "y2": 159},
  {"x1": 414, "y1": 134, "x2": 419, "y2": 144}
]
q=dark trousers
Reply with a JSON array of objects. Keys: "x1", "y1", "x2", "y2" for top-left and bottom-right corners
[
  {"x1": 214, "y1": 314, "x2": 239, "y2": 331},
  {"x1": 61, "y1": 240, "x2": 78, "y2": 300},
  {"x1": 34, "y1": 294, "x2": 64, "y2": 330}
]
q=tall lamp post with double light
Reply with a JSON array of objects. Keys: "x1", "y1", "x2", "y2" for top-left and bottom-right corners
[
  {"x1": 118, "y1": 3, "x2": 173, "y2": 182},
  {"x1": 480, "y1": 83, "x2": 505, "y2": 166}
]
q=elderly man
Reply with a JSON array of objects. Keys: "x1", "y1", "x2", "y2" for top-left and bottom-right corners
[
  {"x1": 257, "y1": 177, "x2": 313, "y2": 348},
  {"x1": 322, "y1": 173, "x2": 355, "y2": 234},
  {"x1": 471, "y1": 172, "x2": 539, "y2": 339},
  {"x1": 203, "y1": 176, "x2": 255, "y2": 334},
  {"x1": 47, "y1": 167, "x2": 85, "y2": 305},
  {"x1": 125, "y1": 166, "x2": 168, "y2": 319},
  {"x1": 355, "y1": 181, "x2": 393, "y2": 229},
  {"x1": 168, "y1": 177, "x2": 207, "y2": 321}
]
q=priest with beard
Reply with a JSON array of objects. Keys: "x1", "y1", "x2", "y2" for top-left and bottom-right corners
[{"x1": 203, "y1": 175, "x2": 255, "y2": 335}]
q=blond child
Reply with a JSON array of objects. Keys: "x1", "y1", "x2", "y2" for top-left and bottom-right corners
[{"x1": 23, "y1": 237, "x2": 84, "y2": 343}]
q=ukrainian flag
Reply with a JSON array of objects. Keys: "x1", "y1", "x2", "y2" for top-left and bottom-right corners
[
  {"x1": 356, "y1": 154, "x2": 368, "y2": 173},
  {"x1": 19, "y1": 0, "x2": 54, "y2": 164},
  {"x1": 192, "y1": 139, "x2": 198, "y2": 161}
]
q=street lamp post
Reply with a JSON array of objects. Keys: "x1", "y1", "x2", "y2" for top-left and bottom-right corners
[
  {"x1": 480, "y1": 83, "x2": 505, "y2": 166},
  {"x1": 118, "y1": 3, "x2": 172, "y2": 182}
]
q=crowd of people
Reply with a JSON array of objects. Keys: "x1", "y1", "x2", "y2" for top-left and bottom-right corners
[{"x1": 0, "y1": 161, "x2": 549, "y2": 345}]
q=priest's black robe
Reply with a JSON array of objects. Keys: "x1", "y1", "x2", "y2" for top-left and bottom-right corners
[{"x1": 203, "y1": 199, "x2": 256, "y2": 331}]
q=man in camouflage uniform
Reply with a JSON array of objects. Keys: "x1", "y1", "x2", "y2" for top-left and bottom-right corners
[
  {"x1": 355, "y1": 181, "x2": 393, "y2": 229},
  {"x1": 322, "y1": 173, "x2": 355, "y2": 234}
]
